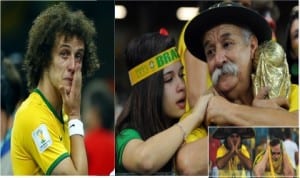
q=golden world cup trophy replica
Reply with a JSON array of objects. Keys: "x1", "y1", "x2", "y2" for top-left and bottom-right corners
[{"x1": 252, "y1": 40, "x2": 291, "y2": 99}]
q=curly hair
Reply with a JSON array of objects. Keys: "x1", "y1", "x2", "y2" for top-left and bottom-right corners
[{"x1": 24, "y1": 2, "x2": 99, "y2": 90}]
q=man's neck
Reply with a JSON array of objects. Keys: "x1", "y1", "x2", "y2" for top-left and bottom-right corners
[
  {"x1": 213, "y1": 87, "x2": 254, "y2": 105},
  {"x1": 37, "y1": 79, "x2": 62, "y2": 117},
  {"x1": 233, "y1": 92, "x2": 253, "y2": 105}
]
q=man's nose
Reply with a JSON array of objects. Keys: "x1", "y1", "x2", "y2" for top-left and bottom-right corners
[
  {"x1": 215, "y1": 48, "x2": 227, "y2": 68},
  {"x1": 68, "y1": 55, "x2": 76, "y2": 72}
]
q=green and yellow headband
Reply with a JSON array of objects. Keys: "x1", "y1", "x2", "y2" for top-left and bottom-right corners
[{"x1": 128, "y1": 47, "x2": 181, "y2": 85}]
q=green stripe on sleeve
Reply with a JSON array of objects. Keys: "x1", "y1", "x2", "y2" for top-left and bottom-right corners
[{"x1": 46, "y1": 152, "x2": 70, "y2": 175}]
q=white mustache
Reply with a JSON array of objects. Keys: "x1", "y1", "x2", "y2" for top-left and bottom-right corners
[{"x1": 211, "y1": 61, "x2": 238, "y2": 86}]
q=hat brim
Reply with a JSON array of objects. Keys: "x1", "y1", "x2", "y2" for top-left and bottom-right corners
[
  {"x1": 185, "y1": 3, "x2": 272, "y2": 61},
  {"x1": 212, "y1": 128, "x2": 255, "y2": 139}
]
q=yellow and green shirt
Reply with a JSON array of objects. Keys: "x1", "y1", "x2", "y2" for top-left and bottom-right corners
[
  {"x1": 216, "y1": 144, "x2": 250, "y2": 177},
  {"x1": 11, "y1": 88, "x2": 70, "y2": 175}
]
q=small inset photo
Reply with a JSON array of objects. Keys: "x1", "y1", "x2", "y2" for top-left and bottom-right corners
[{"x1": 209, "y1": 127, "x2": 298, "y2": 178}]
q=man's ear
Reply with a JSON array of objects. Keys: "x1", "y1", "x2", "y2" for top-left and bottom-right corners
[{"x1": 250, "y1": 35, "x2": 258, "y2": 60}]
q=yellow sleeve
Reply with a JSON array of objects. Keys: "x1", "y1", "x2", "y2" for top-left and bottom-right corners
[
  {"x1": 185, "y1": 126, "x2": 207, "y2": 143},
  {"x1": 240, "y1": 145, "x2": 250, "y2": 158},
  {"x1": 289, "y1": 84, "x2": 298, "y2": 112},
  {"x1": 253, "y1": 151, "x2": 265, "y2": 166},
  {"x1": 179, "y1": 111, "x2": 207, "y2": 143},
  {"x1": 24, "y1": 107, "x2": 69, "y2": 174},
  {"x1": 216, "y1": 145, "x2": 227, "y2": 159},
  {"x1": 28, "y1": 112, "x2": 70, "y2": 174}
]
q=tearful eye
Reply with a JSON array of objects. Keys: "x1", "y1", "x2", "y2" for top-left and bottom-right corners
[
  {"x1": 75, "y1": 53, "x2": 83, "y2": 62},
  {"x1": 60, "y1": 50, "x2": 69, "y2": 59}
]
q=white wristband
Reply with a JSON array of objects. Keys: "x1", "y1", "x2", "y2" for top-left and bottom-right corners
[{"x1": 68, "y1": 119, "x2": 84, "y2": 137}]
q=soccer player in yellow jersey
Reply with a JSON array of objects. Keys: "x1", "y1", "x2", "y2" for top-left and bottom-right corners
[{"x1": 11, "y1": 3, "x2": 99, "y2": 175}]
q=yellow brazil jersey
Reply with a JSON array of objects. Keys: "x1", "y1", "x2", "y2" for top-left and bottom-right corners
[
  {"x1": 216, "y1": 144, "x2": 250, "y2": 177},
  {"x1": 11, "y1": 88, "x2": 70, "y2": 175}
]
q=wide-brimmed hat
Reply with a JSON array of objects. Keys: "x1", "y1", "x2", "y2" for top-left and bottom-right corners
[
  {"x1": 185, "y1": 2, "x2": 272, "y2": 61},
  {"x1": 212, "y1": 127, "x2": 255, "y2": 139}
]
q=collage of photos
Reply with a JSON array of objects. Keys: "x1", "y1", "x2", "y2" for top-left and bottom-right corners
[
  {"x1": 209, "y1": 127, "x2": 299, "y2": 177},
  {"x1": 1, "y1": 0, "x2": 299, "y2": 177}
]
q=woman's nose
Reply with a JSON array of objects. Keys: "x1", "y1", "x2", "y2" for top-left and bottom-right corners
[{"x1": 176, "y1": 77, "x2": 185, "y2": 92}]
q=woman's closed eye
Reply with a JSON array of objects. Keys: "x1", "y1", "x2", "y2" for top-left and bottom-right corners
[{"x1": 164, "y1": 74, "x2": 173, "y2": 83}]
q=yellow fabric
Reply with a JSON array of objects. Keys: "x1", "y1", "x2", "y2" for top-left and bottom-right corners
[
  {"x1": 11, "y1": 92, "x2": 70, "y2": 175},
  {"x1": 267, "y1": 145, "x2": 276, "y2": 178},
  {"x1": 128, "y1": 47, "x2": 180, "y2": 85},
  {"x1": 177, "y1": 21, "x2": 190, "y2": 111},
  {"x1": 288, "y1": 84, "x2": 298, "y2": 112},
  {"x1": 179, "y1": 111, "x2": 207, "y2": 143},
  {"x1": 177, "y1": 21, "x2": 211, "y2": 143},
  {"x1": 177, "y1": 21, "x2": 212, "y2": 112},
  {"x1": 216, "y1": 144, "x2": 250, "y2": 177}
]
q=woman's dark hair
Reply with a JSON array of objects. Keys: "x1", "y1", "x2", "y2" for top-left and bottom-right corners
[
  {"x1": 285, "y1": 6, "x2": 298, "y2": 84},
  {"x1": 115, "y1": 32, "x2": 176, "y2": 172},
  {"x1": 24, "y1": 2, "x2": 99, "y2": 90}
]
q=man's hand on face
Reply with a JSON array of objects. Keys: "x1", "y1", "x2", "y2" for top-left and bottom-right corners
[
  {"x1": 228, "y1": 137, "x2": 235, "y2": 151},
  {"x1": 234, "y1": 137, "x2": 241, "y2": 153},
  {"x1": 59, "y1": 63, "x2": 82, "y2": 119}
]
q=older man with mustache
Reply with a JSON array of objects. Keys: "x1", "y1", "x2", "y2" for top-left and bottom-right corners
[
  {"x1": 184, "y1": 2, "x2": 298, "y2": 126},
  {"x1": 176, "y1": 2, "x2": 298, "y2": 176}
]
